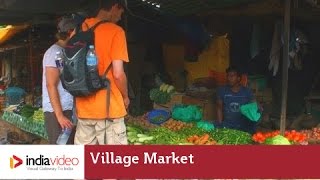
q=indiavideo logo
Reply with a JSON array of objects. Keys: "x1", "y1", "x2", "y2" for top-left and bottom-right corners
[{"x1": 10, "y1": 155, "x2": 23, "y2": 169}]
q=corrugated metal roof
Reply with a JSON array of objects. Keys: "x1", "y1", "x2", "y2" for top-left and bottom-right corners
[
  {"x1": 128, "y1": 0, "x2": 320, "y2": 19},
  {"x1": 128, "y1": 0, "x2": 264, "y2": 16}
]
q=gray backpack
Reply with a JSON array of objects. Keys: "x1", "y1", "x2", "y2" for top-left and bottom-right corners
[{"x1": 61, "y1": 20, "x2": 112, "y2": 115}]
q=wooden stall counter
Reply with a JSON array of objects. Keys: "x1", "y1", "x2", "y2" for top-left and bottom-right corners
[
  {"x1": 153, "y1": 93, "x2": 216, "y2": 121},
  {"x1": 182, "y1": 95, "x2": 216, "y2": 121}
]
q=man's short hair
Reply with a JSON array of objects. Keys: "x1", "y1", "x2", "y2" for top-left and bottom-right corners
[
  {"x1": 56, "y1": 16, "x2": 77, "y2": 40},
  {"x1": 57, "y1": 16, "x2": 77, "y2": 33},
  {"x1": 100, "y1": 0, "x2": 126, "y2": 11},
  {"x1": 226, "y1": 66, "x2": 241, "y2": 77}
]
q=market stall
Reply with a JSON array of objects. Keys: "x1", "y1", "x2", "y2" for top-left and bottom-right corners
[
  {"x1": 125, "y1": 111, "x2": 320, "y2": 145},
  {"x1": 0, "y1": 0, "x2": 320, "y2": 146},
  {"x1": 1, "y1": 103, "x2": 47, "y2": 140},
  {"x1": 132, "y1": 80, "x2": 319, "y2": 146},
  {"x1": 125, "y1": 114, "x2": 253, "y2": 145}
]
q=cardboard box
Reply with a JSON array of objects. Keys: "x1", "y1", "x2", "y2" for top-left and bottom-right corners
[
  {"x1": 153, "y1": 93, "x2": 217, "y2": 121},
  {"x1": 255, "y1": 88, "x2": 272, "y2": 103},
  {"x1": 0, "y1": 96, "x2": 5, "y2": 112},
  {"x1": 182, "y1": 95, "x2": 216, "y2": 121},
  {"x1": 153, "y1": 93, "x2": 184, "y2": 110}
]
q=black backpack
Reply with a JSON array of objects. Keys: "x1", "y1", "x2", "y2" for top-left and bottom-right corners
[{"x1": 61, "y1": 20, "x2": 112, "y2": 115}]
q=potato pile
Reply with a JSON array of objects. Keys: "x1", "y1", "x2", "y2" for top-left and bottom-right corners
[
  {"x1": 160, "y1": 118, "x2": 193, "y2": 131},
  {"x1": 125, "y1": 115, "x2": 157, "y2": 129},
  {"x1": 300, "y1": 128, "x2": 320, "y2": 142}
]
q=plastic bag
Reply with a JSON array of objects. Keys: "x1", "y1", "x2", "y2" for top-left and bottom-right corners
[
  {"x1": 172, "y1": 105, "x2": 202, "y2": 122},
  {"x1": 197, "y1": 120, "x2": 215, "y2": 131},
  {"x1": 240, "y1": 102, "x2": 261, "y2": 122}
]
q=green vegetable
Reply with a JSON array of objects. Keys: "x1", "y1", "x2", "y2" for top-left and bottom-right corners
[
  {"x1": 137, "y1": 134, "x2": 149, "y2": 138},
  {"x1": 126, "y1": 125, "x2": 144, "y2": 134},
  {"x1": 149, "y1": 88, "x2": 159, "y2": 100},
  {"x1": 159, "y1": 84, "x2": 166, "y2": 91},
  {"x1": 138, "y1": 136, "x2": 154, "y2": 142},
  {"x1": 32, "y1": 108, "x2": 44, "y2": 122},
  {"x1": 210, "y1": 128, "x2": 253, "y2": 145},
  {"x1": 148, "y1": 127, "x2": 186, "y2": 145},
  {"x1": 264, "y1": 135, "x2": 291, "y2": 145},
  {"x1": 149, "y1": 88, "x2": 171, "y2": 104},
  {"x1": 176, "y1": 126, "x2": 207, "y2": 138},
  {"x1": 163, "y1": 84, "x2": 169, "y2": 92},
  {"x1": 167, "y1": 85, "x2": 175, "y2": 93},
  {"x1": 126, "y1": 125, "x2": 148, "y2": 144},
  {"x1": 21, "y1": 105, "x2": 38, "y2": 118},
  {"x1": 128, "y1": 137, "x2": 137, "y2": 143},
  {"x1": 127, "y1": 132, "x2": 137, "y2": 136}
]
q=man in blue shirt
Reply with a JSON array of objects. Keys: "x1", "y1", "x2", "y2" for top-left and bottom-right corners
[{"x1": 216, "y1": 66, "x2": 257, "y2": 133}]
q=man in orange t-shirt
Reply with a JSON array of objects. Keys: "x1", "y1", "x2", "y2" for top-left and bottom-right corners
[{"x1": 74, "y1": 0, "x2": 129, "y2": 145}]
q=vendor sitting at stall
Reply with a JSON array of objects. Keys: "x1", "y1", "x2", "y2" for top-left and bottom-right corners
[{"x1": 216, "y1": 66, "x2": 257, "y2": 134}]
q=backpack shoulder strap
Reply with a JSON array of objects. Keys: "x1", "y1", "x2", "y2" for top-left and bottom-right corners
[
  {"x1": 89, "y1": 20, "x2": 109, "y2": 32},
  {"x1": 75, "y1": 21, "x2": 90, "y2": 34},
  {"x1": 75, "y1": 20, "x2": 108, "y2": 33},
  {"x1": 103, "y1": 63, "x2": 113, "y2": 78},
  {"x1": 101, "y1": 62, "x2": 113, "y2": 118}
]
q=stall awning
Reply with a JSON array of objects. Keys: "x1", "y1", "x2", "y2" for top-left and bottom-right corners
[
  {"x1": 0, "y1": 24, "x2": 28, "y2": 45},
  {"x1": 129, "y1": 0, "x2": 265, "y2": 16}
]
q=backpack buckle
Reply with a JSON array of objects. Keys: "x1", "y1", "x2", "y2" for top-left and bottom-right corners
[{"x1": 101, "y1": 78, "x2": 110, "y2": 89}]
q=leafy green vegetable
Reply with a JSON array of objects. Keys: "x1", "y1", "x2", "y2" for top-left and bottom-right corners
[
  {"x1": 21, "y1": 105, "x2": 38, "y2": 118},
  {"x1": 210, "y1": 128, "x2": 253, "y2": 145},
  {"x1": 147, "y1": 127, "x2": 186, "y2": 145},
  {"x1": 264, "y1": 135, "x2": 291, "y2": 145},
  {"x1": 149, "y1": 88, "x2": 171, "y2": 104},
  {"x1": 32, "y1": 108, "x2": 44, "y2": 122},
  {"x1": 176, "y1": 126, "x2": 208, "y2": 138}
]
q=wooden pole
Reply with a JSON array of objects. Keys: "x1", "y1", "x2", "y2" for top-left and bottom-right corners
[
  {"x1": 280, "y1": 0, "x2": 291, "y2": 135},
  {"x1": 29, "y1": 27, "x2": 34, "y2": 94}
]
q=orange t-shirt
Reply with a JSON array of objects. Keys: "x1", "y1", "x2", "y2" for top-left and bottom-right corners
[{"x1": 76, "y1": 18, "x2": 129, "y2": 119}]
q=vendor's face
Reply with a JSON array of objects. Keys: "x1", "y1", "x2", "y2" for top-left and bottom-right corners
[{"x1": 227, "y1": 72, "x2": 240, "y2": 86}]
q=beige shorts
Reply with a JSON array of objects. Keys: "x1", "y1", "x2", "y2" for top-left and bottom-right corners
[{"x1": 74, "y1": 117, "x2": 128, "y2": 145}]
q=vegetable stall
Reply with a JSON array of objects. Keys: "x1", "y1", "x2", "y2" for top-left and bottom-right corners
[
  {"x1": 1, "y1": 103, "x2": 47, "y2": 140},
  {"x1": 123, "y1": 82, "x2": 319, "y2": 146},
  {"x1": 1, "y1": 82, "x2": 319, "y2": 145},
  {"x1": 125, "y1": 113, "x2": 320, "y2": 145},
  {"x1": 1, "y1": 100, "x2": 320, "y2": 145}
]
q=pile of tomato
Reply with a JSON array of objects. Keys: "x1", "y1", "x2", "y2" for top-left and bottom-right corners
[{"x1": 252, "y1": 130, "x2": 307, "y2": 144}]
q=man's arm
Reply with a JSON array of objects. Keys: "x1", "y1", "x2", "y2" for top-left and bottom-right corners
[
  {"x1": 46, "y1": 67, "x2": 73, "y2": 129},
  {"x1": 112, "y1": 60, "x2": 129, "y2": 109},
  {"x1": 217, "y1": 100, "x2": 223, "y2": 123}
]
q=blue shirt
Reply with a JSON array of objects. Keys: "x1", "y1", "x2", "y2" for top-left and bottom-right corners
[{"x1": 217, "y1": 86, "x2": 256, "y2": 133}]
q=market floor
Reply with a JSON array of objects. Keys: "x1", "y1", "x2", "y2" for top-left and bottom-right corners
[{"x1": 0, "y1": 118, "x2": 10, "y2": 140}]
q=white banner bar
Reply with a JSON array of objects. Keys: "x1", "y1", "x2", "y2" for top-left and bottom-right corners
[{"x1": 0, "y1": 145, "x2": 85, "y2": 179}]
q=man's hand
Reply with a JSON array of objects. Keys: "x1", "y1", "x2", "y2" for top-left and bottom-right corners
[
  {"x1": 124, "y1": 96, "x2": 130, "y2": 109},
  {"x1": 57, "y1": 115, "x2": 73, "y2": 129}
]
